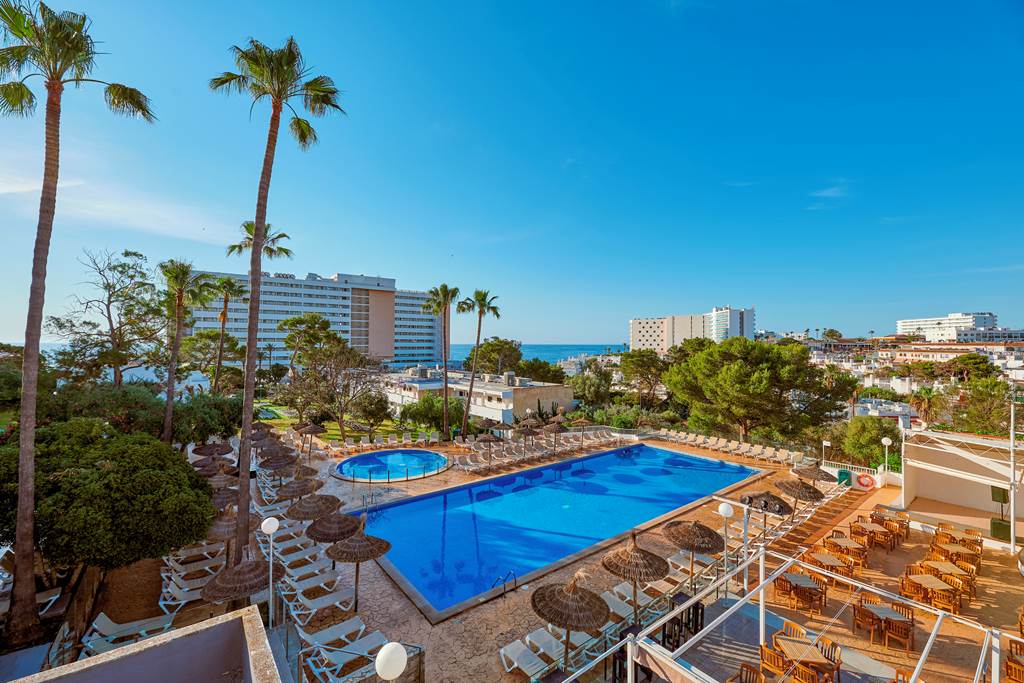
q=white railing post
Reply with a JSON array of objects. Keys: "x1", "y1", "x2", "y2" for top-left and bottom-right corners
[
  {"x1": 758, "y1": 550, "x2": 766, "y2": 646},
  {"x1": 626, "y1": 635, "x2": 636, "y2": 683}
]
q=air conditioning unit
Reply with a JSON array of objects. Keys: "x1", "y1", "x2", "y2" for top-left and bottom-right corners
[{"x1": 504, "y1": 371, "x2": 516, "y2": 386}]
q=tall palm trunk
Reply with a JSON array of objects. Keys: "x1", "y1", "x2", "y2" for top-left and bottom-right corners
[
  {"x1": 10, "y1": 82, "x2": 63, "y2": 645},
  {"x1": 460, "y1": 312, "x2": 483, "y2": 435},
  {"x1": 441, "y1": 308, "x2": 449, "y2": 439},
  {"x1": 162, "y1": 296, "x2": 184, "y2": 443},
  {"x1": 234, "y1": 102, "x2": 281, "y2": 564},
  {"x1": 213, "y1": 295, "x2": 228, "y2": 394}
]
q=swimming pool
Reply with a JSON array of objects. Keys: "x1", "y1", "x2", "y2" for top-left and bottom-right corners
[
  {"x1": 335, "y1": 449, "x2": 449, "y2": 482},
  {"x1": 364, "y1": 443, "x2": 757, "y2": 622}
]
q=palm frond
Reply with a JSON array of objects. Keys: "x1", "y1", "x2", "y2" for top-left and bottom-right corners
[
  {"x1": 0, "y1": 80, "x2": 35, "y2": 116},
  {"x1": 288, "y1": 115, "x2": 317, "y2": 150},
  {"x1": 0, "y1": 0, "x2": 34, "y2": 40},
  {"x1": 0, "y1": 45, "x2": 33, "y2": 78},
  {"x1": 209, "y1": 70, "x2": 249, "y2": 93},
  {"x1": 102, "y1": 82, "x2": 155, "y2": 121},
  {"x1": 302, "y1": 74, "x2": 343, "y2": 116}
]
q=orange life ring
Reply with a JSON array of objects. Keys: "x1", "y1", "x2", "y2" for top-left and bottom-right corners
[{"x1": 857, "y1": 473, "x2": 876, "y2": 489}]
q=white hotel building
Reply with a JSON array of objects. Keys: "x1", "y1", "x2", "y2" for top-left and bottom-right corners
[
  {"x1": 629, "y1": 306, "x2": 755, "y2": 355},
  {"x1": 189, "y1": 271, "x2": 445, "y2": 368}
]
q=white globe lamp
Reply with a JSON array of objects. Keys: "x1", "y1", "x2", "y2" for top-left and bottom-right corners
[
  {"x1": 375, "y1": 641, "x2": 408, "y2": 681},
  {"x1": 261, "y1": 516, "x2": 280, "y2": 535},
  {"x1": 717, "y1": 502, "x2": 735, "y2": 519}
]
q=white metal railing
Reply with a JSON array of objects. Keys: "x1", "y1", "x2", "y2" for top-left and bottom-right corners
[{"x1": 821, "y1": 459, "x2": 877, "y2": 475}]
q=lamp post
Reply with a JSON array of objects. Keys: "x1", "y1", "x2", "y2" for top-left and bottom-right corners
[
  {"x1": 881, "y1": 436, "x2": 893, "y2": 469},
  {"x1": 375, "y1": 642, "x2": 409, "y2": 681},
  {"x1": 260, "y1": 516, "x2": 280, "y2": 629},
  {"x1": 717, "y1": 501, "x2": 735, "y2": 577}
]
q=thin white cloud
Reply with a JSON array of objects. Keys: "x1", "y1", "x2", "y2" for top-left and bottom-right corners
[
  {"x1": 0, "y1": 173, "x2": 85, "y2": 194},
  {"x1": 809, "y1": 185, "x2": 846, "y2": 198}
]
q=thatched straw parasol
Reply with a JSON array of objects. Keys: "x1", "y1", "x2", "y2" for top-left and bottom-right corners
[
  {"x1": 201, "y1": 558, "x2": 284, "y2": 604},
  {"x1": 207, "y1": 511, "x2": 261, "y2": 564},
  {"x1": 776, "y1": 478, "x2": 824, "y2": 519},
  {"x1": 250, "y1": 430, "x2": 269, "y2": 443},
  {"x1": 791, "y1": 464, "x2": 838, "y2": 490},
  {"x1": 294, "y1": 465, "x2": 319, "y2": 480},
  {"x1": 544, "y1": 422, "x2": 570, "y2": 451},
  {"x1": 476, "y1": 433, "x2": 502, "y2": 468},
  {"x1": 325, "y1": 515, "x2": 391, "y2": 611},
  {"x1": 195, "y1": 462, "x2": 222, "y2": 478},
  {"x1": 208, "y1": 473, "x2": 239, "y2": 489},
  {"x1": 601, "y1": 530, "x2": 669, "y2": 625},
  {"x1": 192, "y1": 455, "x2": 232, "y2": 469},
  {"x1": 664, "y1": 521, "x2": 725, "y2": 591},
  {"x1": 740, "y1": 491, "x2": 793, "y2": 538},
  {"x1": 260, "y1": 453, "x2": 298, "y2": 472},
  {"x1": 548, "y1": 414, "x2": 568, "y2": 424},
  {"x1": 251, "y1": 421, "x2": 274, "y2": 431},
  {"x1": 286, "y1": 494, "x2": 342, "y2": 521},
  {"x1": 569, "y1": 418, "x2": 594, "y2": 448},
  {"x1": 193, "y1": 443, "x2": 234, "y2": 457},
  {"x1": 306, "y1": 512, "x2": 360, "y2": 545},
  {"x1": 492, "y1": 421, "x2": 514, "y2": 431},
  {"x1": 297, "y1": 424, "x2": 327, "y2": 452},
  {"x1": 476, "y1": 418, "x2": 497, "y2": 429},
  {"x1": 531, "y1": 570, "x2": 610, "y2": 673},
  {"x1": 275, "y1": 478, "x2": 322, "y2": 500},
  {"x1": 519, "y1": 417, "x2": 543, "y2": 428},
  {"x1": 211, "y1": 487, "x2": 239, "y2": 510}
]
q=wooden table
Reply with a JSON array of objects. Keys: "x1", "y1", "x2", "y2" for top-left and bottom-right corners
[
  {"x1": 936, "y1": 543, "x2": 980, "y2": 558},
  {"x1": 857, "y1": 522, "x2": 889, "y2": 534},
  {"x1": 774, "y1": 636, "x2": 832, "y2": 666},
  {"x1": 924, "y1": 560, "x2": 968, "y2": 576},
  {"x1": 811, "y1": 552, "x2": 847, "y2": 568},
  {"x1": 908, "y1": 574, "x2": 954, "y2": 592},
  {"x1": 937, "y1": 528, "x2": 974, "y2": 542},
  {"x1": 784, "y1": 573, "x2": 820, "y2": 590},
  {"x1": 863, "y1": 603, "x2": 911, "y2": 623},
  {"x1": 829, "y1": 537, "x2": 863, "y2": 550}
]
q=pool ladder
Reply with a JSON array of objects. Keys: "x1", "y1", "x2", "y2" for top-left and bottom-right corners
[{"x1": 491, "y1": 570, "x2": 518, "y2": 598}]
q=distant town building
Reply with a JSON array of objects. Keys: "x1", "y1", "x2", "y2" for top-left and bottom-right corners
[
  {"x1": 629, "y1": 306, "x2": 755, "y2": 354},
  {"x1": 190, "y1": 271, "x2": 445, "y2": 369},
  {"x1": 896, "y1": 312, "x2": 998, "y2": 342},
  {"x1": 383, "y1": 367, "x2": 574, "y2": 423}
]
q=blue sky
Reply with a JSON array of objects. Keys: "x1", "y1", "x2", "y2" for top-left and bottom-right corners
[{"x1": 2, "y1": 0, "x2": 1022, "y2": 344}]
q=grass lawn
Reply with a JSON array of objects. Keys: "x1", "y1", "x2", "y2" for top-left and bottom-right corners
[{"x1": 258, "y1": 404, "x2": 415, "y2": 442}]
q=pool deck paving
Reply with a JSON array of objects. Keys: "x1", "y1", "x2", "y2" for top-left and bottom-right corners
[{"x1": 91, "y1": 435, "x2": 1002, "y2": 683}]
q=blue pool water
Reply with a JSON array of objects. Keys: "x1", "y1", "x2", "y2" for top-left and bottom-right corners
[
  {"x1": 336, "y1": 449, "x2": 448, "y2": 481},
  {"x1": 364, "y1": 444, "x2": 756, "y2": 615}
]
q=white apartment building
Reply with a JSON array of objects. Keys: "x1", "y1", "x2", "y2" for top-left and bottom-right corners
[
  {"x1": 190, "y1": 271, "x2": 445, "y2": 369},
  {"x1": 629, "y1": 306, "x2": 755, "y2": 354},
  {"x1": 895, "y1": 312, "x2": 998, "y2": 342}
]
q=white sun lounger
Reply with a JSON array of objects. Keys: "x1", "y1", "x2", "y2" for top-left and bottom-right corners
[
  {"x1": 81, "y1": 612, "x2": 173, "y2": 651},
  {"x1": 287, "y1": 586, "x2": 356, "y2": 626},
  {"x1": 282, "y1": 570, "x2": 343, "y2": 596},
  {"x1": 293, "y1": 615, "x2": 365, "y2": 649},
  {"x1": 525, "y1": 627, "x2": 565, "y2": 662},
  {"x1": 499, "y1": 639, "x2": 548, "y2": 679},
  {"x1": 601, "y1": 591, "x2": 633, "y2": 621},
  {"x1": 157, "y1": 582, "x2": 204, "y2": 614},
  {"x1": 613, "y1": 581, "x2": 656, "y2": 607},
  {"x1": 306, "y1": 630, "x2": 388, "y2": 680}
]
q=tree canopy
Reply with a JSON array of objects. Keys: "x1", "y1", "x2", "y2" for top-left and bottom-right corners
[
  {"x1": 466, "y1": 337, "x2": 522, "y2": 374},
  {"x1": 842, "y1": 416, "x2": 902, "y2": 469},
  {"x1": 665, "y1": 338, "x2": 715, "y2": 366},
  {"x1": 662, "y1": 337, "x2": 857, "y2": 440},
  {"x1": 0, "y1": 418, "x2": 213, "y2": 569},
  {"x1": 619, "y1": 349, "x2": 666, "y2": 408},
  {"x1": 568, "y1": 359, "x2": 613, "y2": 407},
  {"x1": 517, "y1": 358, "x2": 566, "y2": 384},
  {"x1": 352, "y1": 390, "x2": 392, "y2": 439}
]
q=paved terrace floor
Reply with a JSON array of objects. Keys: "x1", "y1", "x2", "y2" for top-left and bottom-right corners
[{"x1": 93, "y1": 437, "x2": 891, "y2": 682}]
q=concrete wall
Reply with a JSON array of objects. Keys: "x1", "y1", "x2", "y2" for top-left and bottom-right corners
[
  {"x1": 511, "y1": 385, "x2": 575, "y2": 417},
  {"x1": 367, "y1": 289, "x2": 396, "y2": 360}
]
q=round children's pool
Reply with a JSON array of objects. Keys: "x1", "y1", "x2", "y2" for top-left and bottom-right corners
[{"x1": 334, "y1": 449, "x2": 449, "y2": 482}]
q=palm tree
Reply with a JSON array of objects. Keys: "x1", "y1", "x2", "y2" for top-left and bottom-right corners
[
  {"x1": 211, "y1": 37, "x2": 342, "y2": 564},
  {"x1": 0, "y1": 1, "x2": 153, "y2": 644},
  {"x1": 159, "y1": 260, "x2": 213, "y2": 443},
  {"x1": 422, "y1": 284, "x2": 460, "y2": 439},
  {"x1": 211, "y1": 277, "x2": 247, "y2": 394},
  {"x1": 264, "y1": 342, "x2": 275, "y2": 367},
  {"x1": 910, "y1": 387, "x2": 947, "y2": 424},
  {"x1": 456, "y1": 290, "x2": 500, "y2": 435},
  {"x1": 226, "y1": 220, "x2": 294, "y2": 259}
]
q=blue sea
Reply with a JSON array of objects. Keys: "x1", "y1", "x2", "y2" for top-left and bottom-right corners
[{"x1": 450, "y1": 343, "x2": 623, "y2": 364}]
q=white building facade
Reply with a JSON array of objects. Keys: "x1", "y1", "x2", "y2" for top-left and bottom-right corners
[
  {"x1": 629, "y1": 306, "x2": 755, "y2": 354},
  {"x1": 895, "y1": 312, "x2": 998, "y2": 342},
  {"x1": 190, "y1": 271, "x2": 445, "y2": 369}
]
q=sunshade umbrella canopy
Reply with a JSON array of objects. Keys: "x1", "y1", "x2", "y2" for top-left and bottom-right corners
[
  {"x1": 519, "y1": 417, "x2": 543, "y2": 428},
  {"x1": 601, "y1": 531, "x2": 669, "y2": 625},
  {"x1": 286, "y1": 494, "x2": 342, "y2": 521},
  {"x1": 544, "y1": 422, "x2": 570, "y2": 452},
  {"x1": 260, "y1": 454, "x2": 299, "y2": 472},
  {"x1": 531, "y1": 570, "x2": 610, "y2": 673},
  {"x1": 251, "y1": 421, "x2": 274, "y2": 431},
  {"x1": 548, "y1": 414, "x2": 568, "y2": 424},
  {"x1": 193, "y1": 443, "x2": 234, "y2": 457},
  {"x1": 791, "y1": 465, "x2": 838, "y2": 488},
  {"x1": 294, "y1": 465, "x2": 319, "y2": 480},
  {"x1": 664, "y1": 521, "x2": 725, "y2": 591},
  {"x1": 201, "y1": 558, "x2": 284, "y2": 603},
  {"x1": 211, "y1": 487, "x2": 239, "y2": 510},
  {"x1": 208, "y1": 473, "x2": 239, "y2": 489},
  {"x1": 207, "y1": 511, "x2": 262, "y2": 542},
  {"x1": 250, "y1": 430, "x2": 269, "y2": 442},
  {"x1": 476, "y1": 433, "x2": 502, "y2": 468},
  {"x1": 298, "y1": 424, "x2": 327, "y2": 435},
  {"x1": 306, "y1": 512, "x2": 360, "y2": 544},
  {"x1": 740, "y1": 491, "x2": 793, "y2": 537},
  {"x1": 492, "y1": 422, "x2": 514, "y2": 430},
  {"x1": 516, "y1": 427, "x2": 540, "y2": 437},
  {"x1": 275, "y1": 478, "x2": 322, "y2": 500},
  {"x1": 195, "y1": 463, "x2": 223, "y2": 478},
  {"x1": 776, "y1": 478, "x2": 824, "y2": 520},
  {"x1": 325, "y1": 515, "x2": 391, "y2": 611},
  {"x1": 192, "y1": 455, "x2": 232, "y2": 469},
  {"x1": 476, "y1": 418, "x2": 497, "y2": 429}
]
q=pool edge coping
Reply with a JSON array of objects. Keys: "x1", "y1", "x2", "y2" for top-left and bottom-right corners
[
  {"x1": 330, "y1": 448, "x2": 452, "y2": 483},
  {"x1": 371, "y1": 442, "x2": 772, "y2": 625}
]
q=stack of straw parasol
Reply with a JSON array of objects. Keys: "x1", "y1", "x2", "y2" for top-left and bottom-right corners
[
  {"x1": 601, "y1": 530, "x2": 669, "y2": 625},
  {"x1": 530, "y1": 570, "x2": 610, "y2": 674},
  {"x1": 325, "y1": 514, "x2": 391, "y2": 611},
  {"x1": 663, "y1": 521, "x2": 724, "y2": 592}
]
